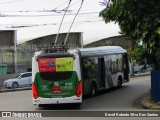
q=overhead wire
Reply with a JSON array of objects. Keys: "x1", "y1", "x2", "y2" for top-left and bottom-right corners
[
  {"x1": 0, "y1": 0, "x2": 24, "y2": 4},
  {"x1": 78, "y1": 14, "x2": 101, "y2": 19},
  {"x1": 0, "y1": 11, "x2": 99, "y2": 18},
  {"x1": 53, "y1": 0, "x2": 73, "y2": 47},
  {"x1": 54, "y1": 0, "x2": 81, "y2": 46},
  {"x1": 54, "y1": 0, "x2": 72, "y2": 46},
  {"x1": 0, "y1": 0, "x2": 102, "y2": 46},
  {"x1": 69, "y1": 17, "x2": 80, "y2": 48},
  {"x1": 67, "y1": 0, "x2": 81, "y2": 8},
  {"x1": 55, "y1": 0, "x2": 82, "y2": 41},
  {"x1": 3, "y1": 20, "x2": 103, "y2": 28},
  {"x1": 63, "y1": 0, "x2": 84, "y2": 46},
  {"x1": 69, "y1": 4, "x2": 82, "y2": 47},
  {"x1": 0, "y1": 9, "x2": 100, "y2": 13},
  {"x1": 54, "y1": 0, "x2": 69, "y2": 9}
]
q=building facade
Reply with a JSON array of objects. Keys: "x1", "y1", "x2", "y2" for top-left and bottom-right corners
[
  {"x1": 23, "y1": 32, "x2": 83, "y2": 51},
  {"x1": 0, "y1": 30, "x2": 17, "y2": 74},
  {"x1": 16, "y1": 32, "x2": 83, "y2": 73},
  {"x1": 84, "y1": 36, "x2": 130, "y2": 50}
]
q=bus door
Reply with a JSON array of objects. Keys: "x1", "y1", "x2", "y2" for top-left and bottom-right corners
[
  {"x1": 123, "y1": 53, "x2": 129, "y2": 82},
  {"x1": 81, "y1": 58, "x2": 90, "y2": 95},
  {"x1": 98, "y1": 58, "x2": 105, "y2": 88},
  {"x1": 104, "y1": 55, "x2": 115, "y2": 88}
]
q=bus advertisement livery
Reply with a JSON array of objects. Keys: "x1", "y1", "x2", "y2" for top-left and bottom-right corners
[{"x1": 32, "y1": 46, "x2": 129, "y2": 107}]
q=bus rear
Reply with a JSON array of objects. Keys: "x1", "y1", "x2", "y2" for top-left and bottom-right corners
[{"x1": 32, "y1": 52, "x2": 82, "y2": 106}]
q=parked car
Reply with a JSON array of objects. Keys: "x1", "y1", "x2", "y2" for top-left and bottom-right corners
[
  {"x1": 3, "y1": 72, "x2": 32, "y2": 88},
  {"x1": 134, "y1": 64, "x2": 153, "y2": 74}
]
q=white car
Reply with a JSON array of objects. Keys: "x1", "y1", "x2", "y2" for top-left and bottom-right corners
[{"x1": 3, "y1": 72, "x2": 32, "y2": 88}]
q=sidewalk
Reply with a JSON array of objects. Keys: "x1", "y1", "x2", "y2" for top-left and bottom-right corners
[
  {"x1": 0, "y1": 86, "x2": 31, "y2": 93},
  {"x1": 141, "y1": 92, "x2": 160, "y2": 110},
  {"x1": 130, "y1": 72, "x2": 150, "y2": 78},
  {"x1": 131, "y1": 73, "x2": 160, "y2": 109}
]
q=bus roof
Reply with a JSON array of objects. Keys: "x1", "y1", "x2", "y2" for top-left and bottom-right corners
[{"x1": 77, "y1": 46, "x2": 127, "y2": 57}]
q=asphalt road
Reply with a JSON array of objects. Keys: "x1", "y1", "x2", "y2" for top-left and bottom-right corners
[
  {"x1": 0, "y1": 76, "x2": 151, "y2": 111},
  {"x1": 1, "y1": 76, "x2": 160, "y2": 120}
]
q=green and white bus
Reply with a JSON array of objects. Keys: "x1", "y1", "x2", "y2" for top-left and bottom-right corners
[{"x1": 32, "y1": 46, "x2": 129, "y2": 107}]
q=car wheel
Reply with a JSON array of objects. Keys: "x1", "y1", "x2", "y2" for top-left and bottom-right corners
[{"x1": 12, "y1": 82, "x2": 19, "y2": 88}]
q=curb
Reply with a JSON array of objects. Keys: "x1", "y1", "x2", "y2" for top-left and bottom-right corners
[
  {"x1": 130, "y1": 73, "x2": 150, "y2": 78},
  {"x1": 0, "y1": 87, "x2": 31, "y2": 93},
  {"x1": 141, "y1": 92, "x2": 160, "y2": 110}
]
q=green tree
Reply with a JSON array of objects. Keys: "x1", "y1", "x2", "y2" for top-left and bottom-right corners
[
  {"x1": 99, "y1": 0, "x2": 160, "y2": 69},
  {"x1": 99, "y1": 0, "x2": 160, "y2": 102},
  {"x1": 128, "y1": 47, "x2": 144, "y2": 65}
]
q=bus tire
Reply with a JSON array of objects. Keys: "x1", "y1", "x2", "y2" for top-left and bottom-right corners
[
  {"x1": 90, "y1": 83, "x2": 97, "y2": 96},
  {"x1": 38, "y1": 104, "x2": 46, "y2": 107},
  {"x1": 118, "y1": 76, "x2": 122, "y2": 88},
  {"x1": 74, "y1": 103, "x2": 81, "y2": 108}
]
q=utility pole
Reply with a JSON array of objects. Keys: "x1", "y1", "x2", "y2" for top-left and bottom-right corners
[{"x1": 13, "y1": 30, "x2": 17, "y2": 73}]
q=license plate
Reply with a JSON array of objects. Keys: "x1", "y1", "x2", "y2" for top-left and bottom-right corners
[{"x1": 52, "y1": 86, "x2": 61, "y2": 93}]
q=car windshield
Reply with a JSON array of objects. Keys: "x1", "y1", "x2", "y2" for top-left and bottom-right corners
[{"x1": 13, "y1": 74, "x2": 21, "y2": 78}]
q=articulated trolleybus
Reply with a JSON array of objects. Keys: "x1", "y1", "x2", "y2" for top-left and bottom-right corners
[{"x1": 32, "y1": 46, "x2": 129, "y2": 107}]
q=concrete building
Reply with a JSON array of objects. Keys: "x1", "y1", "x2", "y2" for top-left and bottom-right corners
[
  {"x1": 0, "y1": 30, "x2": 129, "y2": 74},
  {"x1": 16, "y1": 32, "x2": 83, "y2": 72},
  {"x1": 22, "y1": 32, "x2": 83, "y2": 51},
  {"x1": 0, "y1": 30, "x2": 17, "y2": 74},
  {"x1": 84, "y1": 36, "x2": 130, "y2": 50}
]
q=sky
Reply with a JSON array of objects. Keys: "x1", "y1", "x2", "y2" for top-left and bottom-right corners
[{"x1": 0, "y1": 0, "x2": 121, "y2": 45}]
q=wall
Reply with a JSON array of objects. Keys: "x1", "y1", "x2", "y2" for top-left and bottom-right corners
[
  {"x1": 0, "y1": 30, "x2": 16, "y2": 74},
  {"x1": 25, "y1": 32, "x2": 82, "y2": 51},
  {"x1": 84, "y1": 36, "x2": 130, "y2": 50}
]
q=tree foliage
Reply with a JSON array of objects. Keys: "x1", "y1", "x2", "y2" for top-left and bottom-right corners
[
  {"x1": 99, "y1": 0, "x2": 160, "y2": 69},
  {"x1": 128, "y1": 47, "x2": 144, "y2": 65},
  {"x1": 128, "y1": 47, "x2": 154, "y2": 65}
]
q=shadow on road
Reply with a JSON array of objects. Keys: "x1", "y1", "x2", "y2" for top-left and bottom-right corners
[{"x1": 36, "y1": 86, "x2": 127, "y2": 110}]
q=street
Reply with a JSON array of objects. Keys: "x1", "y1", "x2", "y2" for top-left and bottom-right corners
[
  {"x1": 0, "y1": 76, "x2": 151, "y2": 111},
  {"x1": 1, "y1": 75, "x2": 160, "y2": 120}
]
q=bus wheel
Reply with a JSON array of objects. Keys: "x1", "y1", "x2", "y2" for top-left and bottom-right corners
[
  {"x1": 90, "y1": 83, "x2": 97, "y2": 96},
  {"x1": 118, "y1": 76, "x2": 122, "y2": 88},
  {"x1": 38, "y1": 104, "x2": 46, "y2": 107},
  {"x1": 74, "y1": 103, "x2": 81, "y2": 108}
]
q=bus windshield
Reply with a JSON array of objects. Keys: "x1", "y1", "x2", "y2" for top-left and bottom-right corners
[{"x1": 39, "y1": 72, "x2": 73, "y2": 81}]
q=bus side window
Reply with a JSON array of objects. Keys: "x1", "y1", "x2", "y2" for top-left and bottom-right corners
[{"x1": 82, "y1": 59, "x2": 89, "y2": 79}]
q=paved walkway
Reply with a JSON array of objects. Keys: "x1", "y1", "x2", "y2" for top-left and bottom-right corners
[{"x1": 141, "y1": 92, "x2": 160, "y2": 110}]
